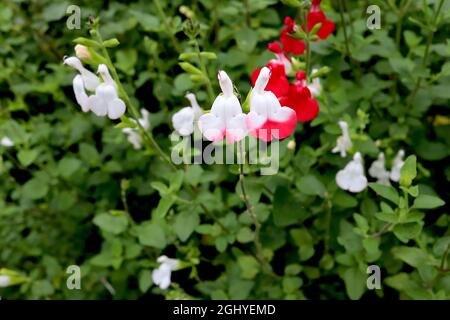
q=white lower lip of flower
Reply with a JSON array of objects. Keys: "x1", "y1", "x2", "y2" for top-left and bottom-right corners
[
  {"x1": 336, "y1": 152, "x2": 368, "y2": 193},
  {"x1": 0, "y1": 275, "x2": 11, "y2": 287},
  {"x1": 0, "y1": 136, "x2": 14, "y2": 147},
  {"x1": 198, "y1": 71, "x2": 247, "y2": 143},
  {"x1": 73, "y1": 75, "x2": 90, "y2": 112},
  {"x1": 173, "y1": 107, "x2": 196, "y2": 136},
  {"x1": 390, "y1": 150, "x2": 405, "y2": 182},
  {"x1": 88, "y1": 84, "x2": 126, "y2": 119}
]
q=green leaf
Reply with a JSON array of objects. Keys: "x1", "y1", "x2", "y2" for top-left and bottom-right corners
[
  {"x1": 153, "y1": 197, "x2": 175, "y2": 219},
  {"x1": 130, "y1": 11, "x2": 160, "y2": 32},
  {"x1": 282, "y1": 276, "x2": 303, "y2": 293},
  {"x1": 17, "y1": 149, "x2": 38, "y2": 167},
  {"x1": 179, "y1": 62, "x2": 203, "y2": 75},
  {"x1": 93, "y1": 213, "x2": 128, "y2": 235},
  {"x1": 391, "y1": 246, "x2": 428, "y2": 267},
  {"x1": 273, "y1": 187, "x2": 309, "y2": 227},
  {"x1": 343, "y1": 267, "x2": 366, "y2": 300},
  {"x1": 238, "y1": 256, "x2": 260, "y2": 279},
  {"x1": 368, "y1": 183, "x2": 399, "y2": 204},
  {"x1": 103, "y1": 38, "x2": 120, "y2": 48},
  {"x1": 237, "y1": 227, "x2": 254, "y2": 243},
  {"x1": 136, "y1": 222, "x2": 167, "y2": 249},
  {"x1": 290, "y1": 228, "x2": 314, "y2": 261},
  {"x1": 296, "y1": 174, "x2": 326, "y2": 197},
  {"x1": 174, "y1": 211, "x2": 200, "y2": 242},
  {"x1": 393, "y1": 222, "x2": 422, "y2": 243},
  {"x1": 235, "y1": 27, "x2": 258, "y2": 53},
  {"x1": 412, "y1": 195, "x2": 445, "y2": 209},
  {"x1": 57, "y1": 157, "x2": 82, "y2": 178},
  {"x1": 138, "y1": 269, "x2": 152, "y2": 293},
  {"x1": 400, "y1": 155, "x2": 416, "y2": 187},
  {"x1": 22, "y1": 178, "x2": 49, "y2": 200}
]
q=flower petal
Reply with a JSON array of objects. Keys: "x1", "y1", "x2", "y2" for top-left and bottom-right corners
[{"x1": 107, "y1": 98, "x2": 126, "y2": 119}]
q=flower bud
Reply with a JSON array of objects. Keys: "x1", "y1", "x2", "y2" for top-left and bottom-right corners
[
  {"x1": 287, "y1": 139, "x2": 296, "y2": 150},
  {"x1": 75, "y1": 44, "x2": 92, "y2": 60}
]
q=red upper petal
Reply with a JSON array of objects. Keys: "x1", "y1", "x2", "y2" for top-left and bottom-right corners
[
  {"x1": 279, "y1": 29, "x2": 306, "y2": 55},
  {"x1": 307, "y1": 7, "x2": 335, "y2": 40},
  {"x1": 280, "y1": 82, "x2": 320, "y2": 123}
]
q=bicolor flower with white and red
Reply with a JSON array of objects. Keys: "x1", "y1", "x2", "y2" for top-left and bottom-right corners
[
  {"x1": 267, "y1": 42, "x2": 292, "y2": 74},
  {"x1": 251, "y1": 60, "x2": 290, "y2": 98},
  {"x1": 307, "y1": 0, "x2": 335, "y2": 40},
  {"x1": 308, "y1": 68, "x2": 322, "y2": 97},
  {"x1": 198, "y1": 71, "x2": 247, "y2": 144},
  {"x1": 336, "y1": 152, "x2": 368, "y2": 193},
  {"x1": 172, "y1": 92, "x2": 203, "y2": 136},
  {"x1": 279, "y1": 71, "x2": 320, "y2": 123},
  {"x1": 247, "y1": 67, "x2": 297, "y2": 142}
]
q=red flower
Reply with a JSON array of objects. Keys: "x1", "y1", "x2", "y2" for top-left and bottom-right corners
[
  {"x1": 279, "y1": 71, "x2": 320, "y2": 123},
  {"x1": 279, "y1": 17, "x2": 306, "y2": 55},
  {"x1": 251, "y1": 60, "x2": 289, "y2": 98},
  {"x1": 307, "y1": 0, "x2": 335, "y2": 40}
]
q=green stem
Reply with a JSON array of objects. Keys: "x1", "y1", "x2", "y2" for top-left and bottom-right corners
[
  {"x1": 193, "y1": 39, "x2": 215, "y2": 103},
  {"x1": 407, "y1": 0, "x2": 445, "y2": 109},
  {"x1": 152, "y1": 0, "x2": 182, "y2": 53},
  {"x1": 438, "y1": 244, "x2": 450, "y2": 272},
  {"x1": 338, "y1": 0, "x2": 351, "y2": 57},
  {"x1": 238, "y1": 142, "x2": 271, "y2": 273},
  {"x1": 324, "y1": 196, "x2": 332, "y2": 252},
  {"x1": 94, "y1": 28, "x2": 176, "y2": 170}
]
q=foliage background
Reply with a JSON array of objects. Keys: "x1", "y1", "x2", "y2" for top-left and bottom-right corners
[{"x1": 0, "y1": 0, "x2": 449, "y2": 299}]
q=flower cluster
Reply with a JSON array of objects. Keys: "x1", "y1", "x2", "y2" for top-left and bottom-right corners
[
  {"x1": 64, "y1": 57, "x2": 126, "y2": 120},
  {"x1": 173, "y1": 5, "x2": 335, "y2": 144},
  {"x1": 173, "y1": 69, "x2": 298, "y2": 143},
  {"x1": 251, "y1": 3, "x2": 334, "y2": 124},
  {"x1": 334, "y1": 121, "x2": 406, "y2": 193}
]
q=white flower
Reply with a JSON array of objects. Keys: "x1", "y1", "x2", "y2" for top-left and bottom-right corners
[
  {"x1": 0, "y1": 136, "x2": 14, "y2": 147},
  {"x1": 336, "y1": 152, "x2": 368, "y2": 193},
  {"x1": 172, "y1": 93, "x2": 203, "y2": 136},
  {"x1": 390, "y1": 149, "x2": 405, "y2": 182},
  {"x1": 74, "y1": 44, "x2": 91, "y2": 60},
  {"x1": 198, "y1": 71, "x2": 247, "y2": 143},
  {"x1": 122, "y1": 108, "x2": 150, "y2": 150},
  {"x1": 87, "y1": 64, "x2": 126, "y2": 119},
  {"x1": 152, "y1": 255, "x2": 179, "y2": 290},
  {"x1": 369, "y1": 152, "x2": 391, "y2": 185},
  {"x1": 72, "y1": 75, "x2": 90, "y2": 112},
  {"x1": 0, "y1": 275, "x2": 11, "y2": 287},
  {"x1": 247, "y1": 67, "x2": 297, "y2": 142},
  {"x1": 332, "y1": 120, "x2": 352, "y2": 157},
  {"x1": 307, "y1": 68, "x2": 322, "y2": 97},
  {"x1": 63, "y1": 56, "x2": 99, "y2": 91}
]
